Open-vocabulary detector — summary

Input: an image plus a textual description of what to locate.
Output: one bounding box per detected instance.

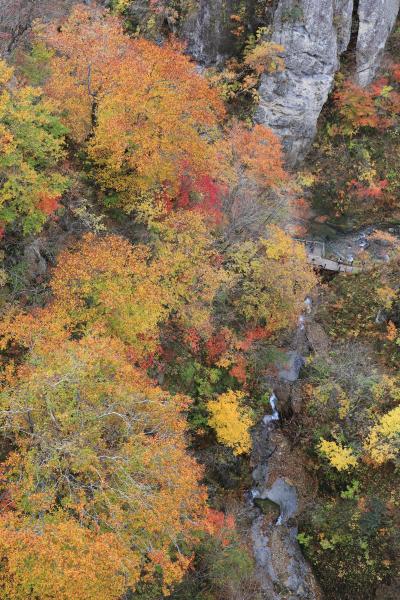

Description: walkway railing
[294,238,326,257]
[295,238,356,272]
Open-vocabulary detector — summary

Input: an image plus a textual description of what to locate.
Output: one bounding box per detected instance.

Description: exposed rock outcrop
[0,0,87,56]
[256,0,400,164]
[256,0,353,164]
[356,0,400,86]
[182,0,256,66]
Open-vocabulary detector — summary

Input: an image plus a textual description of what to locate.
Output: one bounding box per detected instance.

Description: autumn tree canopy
[0,59,68,234]
[0,227,220,596]
[227,226,317,335]
[0,3,322,599]
[40,5,226,219]
[35,4,287,224]
[0,335,205,597]
[0,222,225,359]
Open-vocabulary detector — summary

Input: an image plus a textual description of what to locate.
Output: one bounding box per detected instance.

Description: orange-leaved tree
[0,334,206,597]
[41,5,226,219]
[223,120,287,190]
[0,225,225,361]
[0,233,168,360]
[0,515,139,600]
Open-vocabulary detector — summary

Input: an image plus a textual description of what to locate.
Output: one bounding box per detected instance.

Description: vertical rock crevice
[183,0,259,66]
[255,0,353,165]
[356,0,400,86]
[255,0,399,165]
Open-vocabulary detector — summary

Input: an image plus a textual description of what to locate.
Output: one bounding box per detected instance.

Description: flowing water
[247,297,322,599]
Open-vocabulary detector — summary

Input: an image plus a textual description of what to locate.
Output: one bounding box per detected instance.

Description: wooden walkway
[296,238,358,273]
[307,254,358,273]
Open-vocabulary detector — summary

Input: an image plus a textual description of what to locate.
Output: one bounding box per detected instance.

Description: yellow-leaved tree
[207,390,253,455]
[318,439,358,471]
[228,226,317,335]
[364,405,400,465]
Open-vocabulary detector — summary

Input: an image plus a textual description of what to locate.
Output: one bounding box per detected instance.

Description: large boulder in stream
[278,351,304,383]
[305,321,330,356]
[252,513,322,600]
[261,477,298,524]
[24,240,47,279]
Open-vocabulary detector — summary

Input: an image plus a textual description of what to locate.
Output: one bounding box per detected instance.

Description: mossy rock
[254,497,280,517]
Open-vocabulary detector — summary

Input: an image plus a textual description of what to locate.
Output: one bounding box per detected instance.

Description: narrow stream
[263,392,280,425]
[247,297,322,599]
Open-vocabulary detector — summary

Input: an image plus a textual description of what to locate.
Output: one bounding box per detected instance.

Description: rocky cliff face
[256,0,350,164]
[356,0,400,86]
[256,0,400,164]
[0,0,85,56]
[2,0,399,164]
[182,0,256,66]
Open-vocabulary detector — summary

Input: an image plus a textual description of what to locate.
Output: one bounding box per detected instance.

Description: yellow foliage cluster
[318,439,358,471]
[243,41,285,75]
[364,405,400,465]
[376,286,397,310]
[229,226,317,334]
[207,390,253,455]
[371,375,400,404]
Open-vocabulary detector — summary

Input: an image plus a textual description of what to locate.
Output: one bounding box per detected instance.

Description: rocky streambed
[247,298,325,599]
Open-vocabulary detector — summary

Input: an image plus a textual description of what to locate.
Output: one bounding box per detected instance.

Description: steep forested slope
[0,2,399,600]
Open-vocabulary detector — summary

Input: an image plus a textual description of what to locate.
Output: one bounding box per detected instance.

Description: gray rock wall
[256,0,400,164]
[356,0,400,86]
[256,0,350,164]
[183,0,256,66]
